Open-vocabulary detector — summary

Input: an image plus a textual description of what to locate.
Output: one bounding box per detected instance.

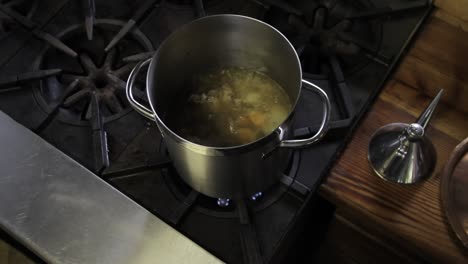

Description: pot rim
[146,14,302,155]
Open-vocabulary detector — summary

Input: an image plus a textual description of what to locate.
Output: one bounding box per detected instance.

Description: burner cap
[33,19,154,125]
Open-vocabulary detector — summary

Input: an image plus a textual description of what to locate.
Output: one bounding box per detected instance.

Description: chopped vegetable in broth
[166,67,292,147]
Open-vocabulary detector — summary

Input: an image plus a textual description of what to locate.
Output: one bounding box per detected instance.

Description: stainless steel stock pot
[126,15,331,198]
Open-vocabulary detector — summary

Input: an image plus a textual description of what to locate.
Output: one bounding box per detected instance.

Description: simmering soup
[166,67,292,147]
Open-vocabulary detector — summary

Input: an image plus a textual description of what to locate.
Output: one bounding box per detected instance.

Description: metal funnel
[368,90,443,184]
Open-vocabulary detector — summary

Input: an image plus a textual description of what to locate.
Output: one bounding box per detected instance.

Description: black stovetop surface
[0,0,431,263]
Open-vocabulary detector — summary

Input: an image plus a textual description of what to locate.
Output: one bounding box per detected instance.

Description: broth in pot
[166,67,293,147]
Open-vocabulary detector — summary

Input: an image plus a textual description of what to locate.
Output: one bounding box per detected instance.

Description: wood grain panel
[394,16,468,113]
[320,80,468,263]
[0,239,36,264]
[314,213,422,264]
[380,81,468,141]
[409,17,468,81]
[434,8,468,31]
[0,240,8,264]
[394,55,468,113]
[434,0,468,22]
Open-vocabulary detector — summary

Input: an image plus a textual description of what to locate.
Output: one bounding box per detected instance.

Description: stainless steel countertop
[0,111,222,264]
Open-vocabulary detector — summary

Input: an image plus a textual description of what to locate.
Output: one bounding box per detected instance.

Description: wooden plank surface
[320,79,468,262]
[0,239,35,264]
[434,8,468,31]
[394,15,468,113]
[314,212,422,264]
[434,0,468,22]
[321,8,468,261]
[380,80,467,141]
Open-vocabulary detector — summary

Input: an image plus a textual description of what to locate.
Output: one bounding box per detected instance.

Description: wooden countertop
[319,5,468,263]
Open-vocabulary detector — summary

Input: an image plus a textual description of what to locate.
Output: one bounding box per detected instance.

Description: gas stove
[0,0,431,263]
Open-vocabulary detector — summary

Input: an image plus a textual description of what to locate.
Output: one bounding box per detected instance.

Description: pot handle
[279,79,331,148]
[126,58,155,120]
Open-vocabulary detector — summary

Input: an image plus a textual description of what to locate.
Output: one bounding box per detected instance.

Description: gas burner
[33,19,153,125]
[250,192,263,201]
[264,0,383,76]
[160,137,302,219]
[162,165,297,218]
[217,198,231,207]
[58,51,130,119]
[0,0,38,38]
